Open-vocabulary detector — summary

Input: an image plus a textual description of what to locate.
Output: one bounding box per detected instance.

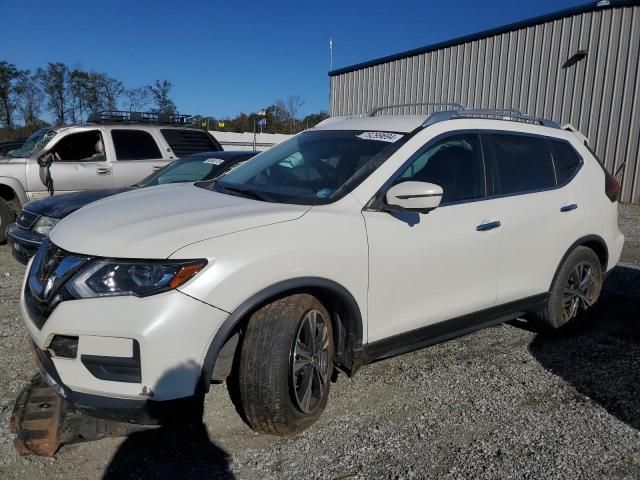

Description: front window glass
[50,130,105,162]
[10,129,56,158]
[395,133,485,204]
[205,130,406,205]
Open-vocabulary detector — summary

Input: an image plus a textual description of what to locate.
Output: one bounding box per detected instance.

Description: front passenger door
[363,133,502,343]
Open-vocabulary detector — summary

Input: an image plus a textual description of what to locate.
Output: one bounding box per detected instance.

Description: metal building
[329,0,640,203]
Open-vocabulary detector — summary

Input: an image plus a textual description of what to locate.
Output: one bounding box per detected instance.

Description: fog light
[48,335,79,359]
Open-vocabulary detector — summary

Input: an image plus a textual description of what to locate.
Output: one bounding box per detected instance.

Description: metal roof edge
[328,0,639,77]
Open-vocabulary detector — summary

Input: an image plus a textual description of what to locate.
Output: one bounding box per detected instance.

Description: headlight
[67,259,207,298]
[32,216,61,236]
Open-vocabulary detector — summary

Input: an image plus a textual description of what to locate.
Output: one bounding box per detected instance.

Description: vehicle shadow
[103,362,235,480]
[528,265,640,430]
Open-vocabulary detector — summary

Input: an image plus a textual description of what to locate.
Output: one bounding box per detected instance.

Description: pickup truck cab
[0,111,222,243]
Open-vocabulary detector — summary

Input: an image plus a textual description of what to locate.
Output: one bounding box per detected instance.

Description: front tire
[235,294,333,436]
[531,246,603,331]
[0,198,15,244]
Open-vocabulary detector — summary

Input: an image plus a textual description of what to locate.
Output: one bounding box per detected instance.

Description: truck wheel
[530,246,603,332]
[235,293,333,436]
[0,198,15,244]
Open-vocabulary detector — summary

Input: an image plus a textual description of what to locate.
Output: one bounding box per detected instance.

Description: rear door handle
[96,168,112,176]
[476,220,502,231]
[152,165,163,172]
[560,203,578,212]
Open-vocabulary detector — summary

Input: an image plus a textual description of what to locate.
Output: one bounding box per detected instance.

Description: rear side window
[552,140,582,185]
[161,129,220,157]
[111,130,162,160]
[489,134,556,195]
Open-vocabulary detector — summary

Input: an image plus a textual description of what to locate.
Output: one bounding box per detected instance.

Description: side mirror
[385,181,443,213]
[37,153,55,196]
[38,152,54,168]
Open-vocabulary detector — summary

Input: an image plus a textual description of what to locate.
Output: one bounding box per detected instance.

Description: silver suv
[0,111,222,243]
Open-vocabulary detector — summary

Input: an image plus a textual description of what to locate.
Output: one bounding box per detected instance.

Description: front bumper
[31,342,203,424]
[6,223,44,265]
[20,275,229,414]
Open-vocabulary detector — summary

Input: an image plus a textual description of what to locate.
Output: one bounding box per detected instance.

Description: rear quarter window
[161,129,220,157]
[551,140,583,185]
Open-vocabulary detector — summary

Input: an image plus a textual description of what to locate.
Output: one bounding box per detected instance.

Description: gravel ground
[0,204,639,479]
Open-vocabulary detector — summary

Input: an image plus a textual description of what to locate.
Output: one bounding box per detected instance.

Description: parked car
[0,136,27,156]
[6,150,257,264]
[0,111,222,243]
[20,107,624,435]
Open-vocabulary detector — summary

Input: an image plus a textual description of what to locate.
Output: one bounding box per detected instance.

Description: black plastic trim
[199,277,364,392]
[329,1,639,76]
[81,340,141,383]
[363,293,549,363]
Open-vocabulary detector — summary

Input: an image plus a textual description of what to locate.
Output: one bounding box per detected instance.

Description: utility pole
[329,38,333,113]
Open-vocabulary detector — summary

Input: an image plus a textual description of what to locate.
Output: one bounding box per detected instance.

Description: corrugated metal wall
[330,5,640,203]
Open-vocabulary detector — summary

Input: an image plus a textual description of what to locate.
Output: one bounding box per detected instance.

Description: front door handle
[560,203,578,212]
[96,167,112,176]
[476,220,502,232]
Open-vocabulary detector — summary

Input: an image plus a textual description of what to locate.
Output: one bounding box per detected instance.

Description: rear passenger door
[484,132,583,304]
[108,129,169,186]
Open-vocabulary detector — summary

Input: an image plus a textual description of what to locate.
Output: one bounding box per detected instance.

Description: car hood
[25,188,134,219]
[49,183,311,258]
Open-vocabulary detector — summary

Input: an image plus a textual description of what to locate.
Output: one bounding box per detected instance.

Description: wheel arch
[199,277,364,392]
[549,234,609,291]
[0,178,28,212]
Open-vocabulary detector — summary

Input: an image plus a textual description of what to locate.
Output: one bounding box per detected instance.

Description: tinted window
[490,134,555,195]
[111,130,162,160]
[552,141,582,185]
[395,133,485,204]
[161,129,219,157]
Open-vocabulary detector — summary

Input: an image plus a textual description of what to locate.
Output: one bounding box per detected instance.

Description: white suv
[20,107,624,434]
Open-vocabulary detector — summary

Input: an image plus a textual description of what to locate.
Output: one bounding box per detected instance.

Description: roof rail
[87,110,193,126]
[368,102,465,116]
[423,109,560,128]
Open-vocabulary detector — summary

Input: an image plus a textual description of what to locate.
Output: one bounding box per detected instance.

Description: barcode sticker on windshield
[204,158,225,165]
[357,132,404,143]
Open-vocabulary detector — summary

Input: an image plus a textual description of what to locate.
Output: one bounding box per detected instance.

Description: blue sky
[2,0,587,118]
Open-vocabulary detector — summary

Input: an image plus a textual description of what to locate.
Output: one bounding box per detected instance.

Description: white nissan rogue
[20,107,624,435]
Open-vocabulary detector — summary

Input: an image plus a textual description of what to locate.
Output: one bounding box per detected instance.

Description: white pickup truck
[0,111,222,243]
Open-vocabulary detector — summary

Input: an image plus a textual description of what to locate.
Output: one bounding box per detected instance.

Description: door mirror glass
[385,181,443,213]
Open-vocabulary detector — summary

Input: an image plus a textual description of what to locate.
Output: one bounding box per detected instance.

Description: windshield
[10,128,56,158]
[205,130,407,205]
[136,154,252,187]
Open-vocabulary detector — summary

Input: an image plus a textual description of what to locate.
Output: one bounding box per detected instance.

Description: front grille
[25,240,90,329]
[16,210,40,229]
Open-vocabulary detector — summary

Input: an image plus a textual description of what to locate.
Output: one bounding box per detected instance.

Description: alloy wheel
[562,261,598,321]
[291,309,330,413]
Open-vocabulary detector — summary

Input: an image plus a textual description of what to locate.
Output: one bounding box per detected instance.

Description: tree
[124,87,151,112]
[36,63,69,125]
[67,68,90,123]
[285,95,304,133]
[14,73,43,129]
[0,61,25,129]
[302,111,329,129]
[149,79,176,114]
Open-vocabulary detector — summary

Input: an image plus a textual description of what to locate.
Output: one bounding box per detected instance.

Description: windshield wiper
[218,184,271,202]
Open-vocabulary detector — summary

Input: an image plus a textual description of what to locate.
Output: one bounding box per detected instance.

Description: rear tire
[235,293,333,436]
[0,198,15,244]
[530,246,603,332]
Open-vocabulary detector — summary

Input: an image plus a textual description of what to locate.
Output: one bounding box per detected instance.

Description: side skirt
[363,293,548,364]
